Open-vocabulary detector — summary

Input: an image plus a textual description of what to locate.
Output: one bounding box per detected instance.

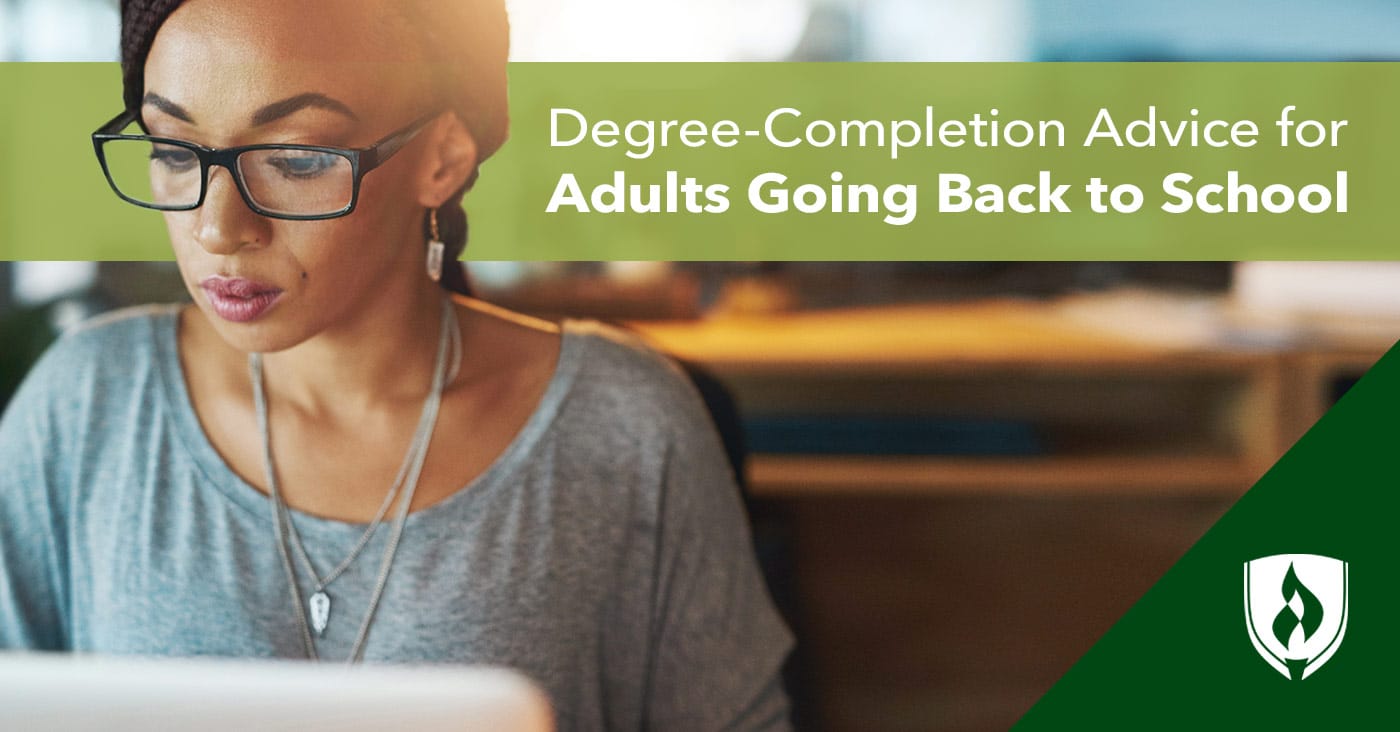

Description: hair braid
[427,196,473,297]
[119,0,185,114]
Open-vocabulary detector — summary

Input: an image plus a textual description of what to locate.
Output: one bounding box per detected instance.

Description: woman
[0,0,794,728]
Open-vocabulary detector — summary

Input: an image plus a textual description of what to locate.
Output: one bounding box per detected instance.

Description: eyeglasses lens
[236,149,354,216]
[102,138,203,209]
[101,133,356,217]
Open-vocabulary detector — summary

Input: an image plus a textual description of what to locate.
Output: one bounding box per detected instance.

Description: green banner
[1017,344,1399,728]
[1,62,1398,260]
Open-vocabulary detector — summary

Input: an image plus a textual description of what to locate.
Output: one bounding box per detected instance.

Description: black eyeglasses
[91,109,437,220]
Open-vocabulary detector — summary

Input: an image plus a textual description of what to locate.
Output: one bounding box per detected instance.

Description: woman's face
[143,0,446,353]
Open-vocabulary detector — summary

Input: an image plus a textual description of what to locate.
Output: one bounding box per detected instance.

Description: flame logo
[1244,554,1347,681]
[1271,563,1323,653]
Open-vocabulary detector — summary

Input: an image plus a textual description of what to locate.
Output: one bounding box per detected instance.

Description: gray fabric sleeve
[643,379,795,731]
[0,338,75,651]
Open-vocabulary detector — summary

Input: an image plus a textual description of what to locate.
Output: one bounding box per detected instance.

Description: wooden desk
[632,298,1394,731]
[630,299,1394,498]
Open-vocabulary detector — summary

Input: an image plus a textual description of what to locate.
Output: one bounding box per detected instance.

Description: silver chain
[280,302,462,599]
[250,297,459,663]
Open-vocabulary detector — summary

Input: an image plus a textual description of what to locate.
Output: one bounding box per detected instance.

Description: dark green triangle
[1016,341,1399,729]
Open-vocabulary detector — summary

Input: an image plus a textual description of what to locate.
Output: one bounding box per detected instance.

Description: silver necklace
[250,297,459,663]
[270,302,462,639]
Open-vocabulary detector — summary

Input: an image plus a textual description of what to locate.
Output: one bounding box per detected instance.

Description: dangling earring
[426,207,445,282]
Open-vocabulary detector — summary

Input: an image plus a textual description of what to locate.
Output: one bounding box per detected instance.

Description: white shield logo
[1243,553,1348,680]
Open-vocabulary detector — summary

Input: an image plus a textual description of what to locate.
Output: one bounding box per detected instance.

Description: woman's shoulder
[67,302,180,344]
[459,297,695,408]
[13,303,179,408]
[42,303,177,370]
[0,304,183,479]
[457,297,712,442]
[560,318,712,434]
[565,319,689,385]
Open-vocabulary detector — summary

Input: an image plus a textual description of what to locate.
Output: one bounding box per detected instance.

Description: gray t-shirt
[0,305,793,731]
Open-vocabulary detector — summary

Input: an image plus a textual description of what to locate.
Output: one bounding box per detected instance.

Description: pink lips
[199,276,284,323]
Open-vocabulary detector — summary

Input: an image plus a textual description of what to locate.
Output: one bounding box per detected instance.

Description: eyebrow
[142,92,194,123]
[141,91,360,127]
[249,93,360,126]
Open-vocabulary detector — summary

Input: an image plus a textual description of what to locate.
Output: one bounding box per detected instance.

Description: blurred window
[1,0,118,61]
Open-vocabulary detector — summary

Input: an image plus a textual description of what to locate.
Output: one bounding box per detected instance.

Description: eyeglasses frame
[91,108,439,221]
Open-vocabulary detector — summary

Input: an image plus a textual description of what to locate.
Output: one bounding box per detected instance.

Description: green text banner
[1,62,1397,260]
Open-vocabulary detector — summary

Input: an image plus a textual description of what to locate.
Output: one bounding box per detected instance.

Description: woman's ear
[416,112,479,208]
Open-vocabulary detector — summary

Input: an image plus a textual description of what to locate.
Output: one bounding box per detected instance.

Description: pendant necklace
[250,297,460,662]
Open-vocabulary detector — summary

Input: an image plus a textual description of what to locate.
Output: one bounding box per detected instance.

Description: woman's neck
[258,277,451,419]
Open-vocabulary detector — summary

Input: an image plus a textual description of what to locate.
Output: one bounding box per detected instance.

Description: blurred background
[4,1,1400,730]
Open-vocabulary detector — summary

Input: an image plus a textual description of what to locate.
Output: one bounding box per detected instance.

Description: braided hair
[118,0,511,297]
